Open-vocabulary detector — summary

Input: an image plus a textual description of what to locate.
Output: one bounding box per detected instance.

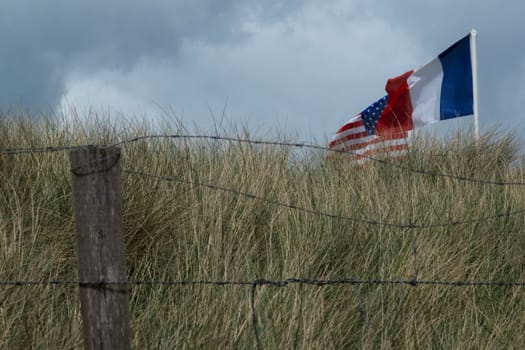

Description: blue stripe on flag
[438,34,474,120]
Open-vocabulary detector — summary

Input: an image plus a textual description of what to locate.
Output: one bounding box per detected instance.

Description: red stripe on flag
[335,119,364,133]
[376,70,414,136]
[354,143,408,162]
[329,130,369,148]
[367,132,408,144]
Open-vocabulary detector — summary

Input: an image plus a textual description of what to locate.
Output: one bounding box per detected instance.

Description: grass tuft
[1,115,524,348]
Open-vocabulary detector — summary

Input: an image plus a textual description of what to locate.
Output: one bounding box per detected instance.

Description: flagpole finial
[470,29,477,36]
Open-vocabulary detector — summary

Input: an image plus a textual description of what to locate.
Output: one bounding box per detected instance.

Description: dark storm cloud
[0,0,305,110]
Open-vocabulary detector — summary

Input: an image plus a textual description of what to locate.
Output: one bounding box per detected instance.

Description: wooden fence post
[70,146,132,350]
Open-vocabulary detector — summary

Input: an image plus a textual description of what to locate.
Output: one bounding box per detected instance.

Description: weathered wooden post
[70,146,132,350]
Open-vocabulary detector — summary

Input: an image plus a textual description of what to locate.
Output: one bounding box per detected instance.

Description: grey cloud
[3,0,523,140]
[0,0,307,110]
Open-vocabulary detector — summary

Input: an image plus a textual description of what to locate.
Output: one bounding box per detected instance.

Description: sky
[1,0,524,143]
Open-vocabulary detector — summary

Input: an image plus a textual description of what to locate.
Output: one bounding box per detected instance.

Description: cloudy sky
[1,0,524,142]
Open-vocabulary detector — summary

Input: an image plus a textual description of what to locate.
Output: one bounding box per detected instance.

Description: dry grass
[1,112,524,349]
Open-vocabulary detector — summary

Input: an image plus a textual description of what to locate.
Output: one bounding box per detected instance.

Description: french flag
[360,32,475,137]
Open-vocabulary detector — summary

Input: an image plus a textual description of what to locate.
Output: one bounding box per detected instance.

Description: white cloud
[59,69,153,119]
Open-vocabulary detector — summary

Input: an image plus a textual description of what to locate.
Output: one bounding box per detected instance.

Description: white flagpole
[470,29,480,140]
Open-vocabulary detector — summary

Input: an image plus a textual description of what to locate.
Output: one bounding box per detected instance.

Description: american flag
[328,109,409,164]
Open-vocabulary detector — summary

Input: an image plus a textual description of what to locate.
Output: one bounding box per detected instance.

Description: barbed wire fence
[1,135,525,349]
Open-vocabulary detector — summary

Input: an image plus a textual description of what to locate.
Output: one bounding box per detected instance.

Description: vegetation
[1,113,524,349]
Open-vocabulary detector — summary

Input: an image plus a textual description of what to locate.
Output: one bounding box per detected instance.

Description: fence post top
[69,146,121,176]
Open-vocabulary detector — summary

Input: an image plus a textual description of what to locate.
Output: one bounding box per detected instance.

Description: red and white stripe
[328,115,408,164]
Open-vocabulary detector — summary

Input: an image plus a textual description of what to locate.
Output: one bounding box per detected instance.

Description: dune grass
[1,113,524,349]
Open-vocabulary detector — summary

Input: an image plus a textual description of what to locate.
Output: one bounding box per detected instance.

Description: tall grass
[1,112,524,349]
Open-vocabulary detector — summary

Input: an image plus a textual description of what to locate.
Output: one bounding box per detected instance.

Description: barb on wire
[113,134,525,187]
[1,277,525,288]
[123,169,524,229]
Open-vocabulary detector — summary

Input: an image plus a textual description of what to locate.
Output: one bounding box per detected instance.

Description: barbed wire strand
[113,134,525,186]
[0,145,79,155]
[123,169,524,230]
[0,277,522,350]
[2,278,524,287]
[2,134,524,187]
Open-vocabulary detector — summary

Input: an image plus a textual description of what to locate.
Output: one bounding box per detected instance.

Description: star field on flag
[360,95,388,136]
